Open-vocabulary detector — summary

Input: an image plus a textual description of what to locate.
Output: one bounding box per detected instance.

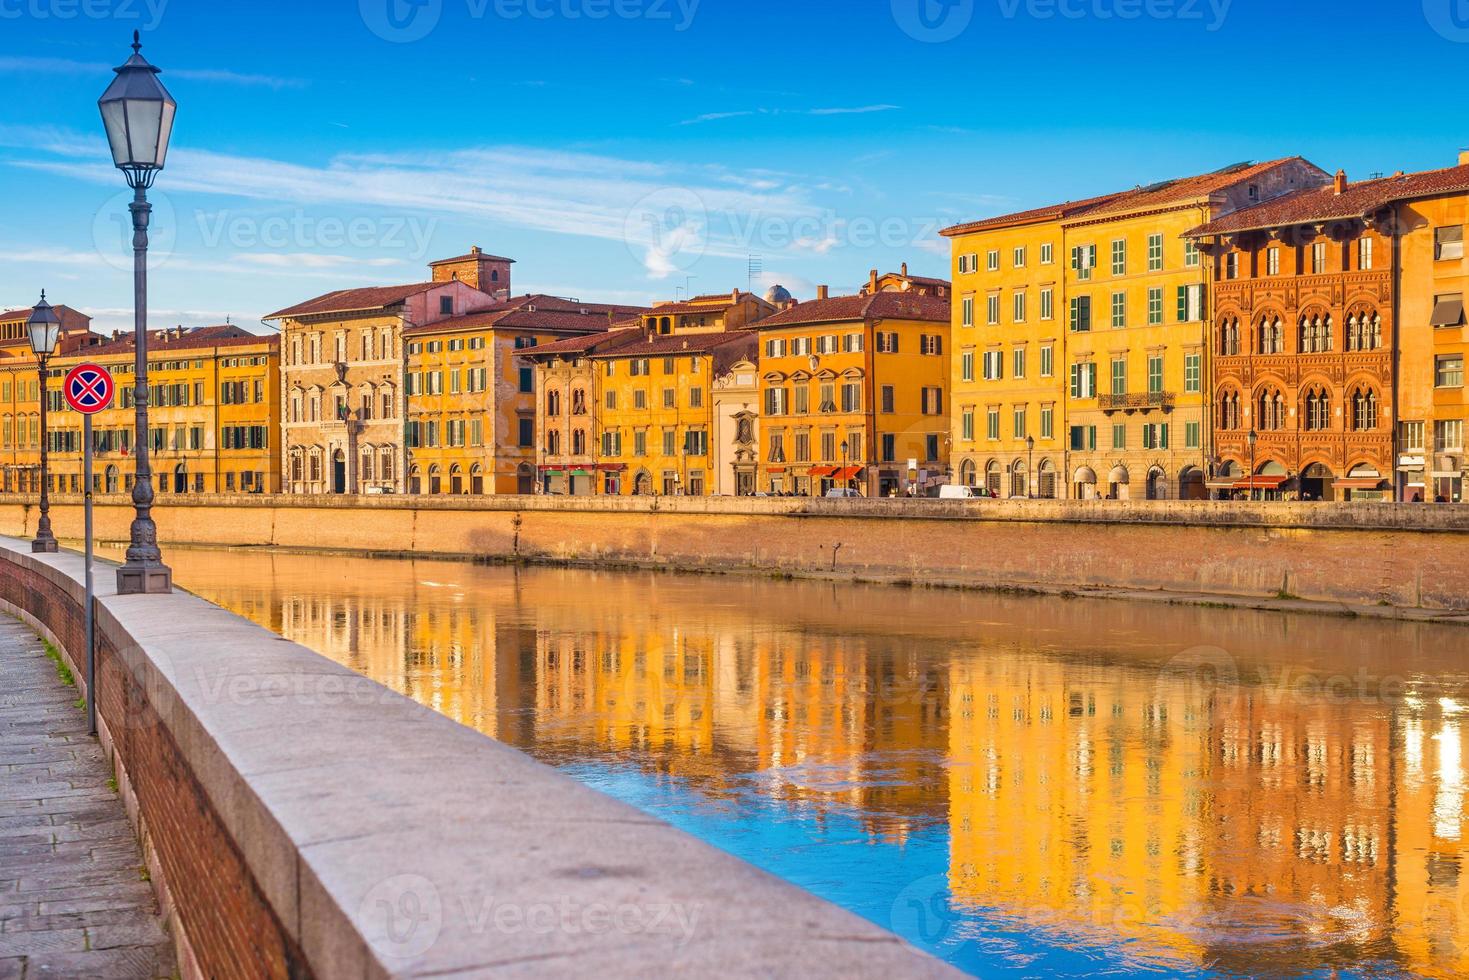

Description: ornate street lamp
[1247,428,1259,503]
[26,292,61,554]
[1026,434,1036,499]
[99,31,174,594]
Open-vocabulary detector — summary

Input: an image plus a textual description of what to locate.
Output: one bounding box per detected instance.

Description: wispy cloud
[679,105,902,125]
[0,56,306,90]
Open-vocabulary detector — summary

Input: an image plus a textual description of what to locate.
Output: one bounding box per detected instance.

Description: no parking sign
[64,363,114,414]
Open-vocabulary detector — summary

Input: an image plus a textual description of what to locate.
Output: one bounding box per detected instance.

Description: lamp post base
[31,538,59,554]
[116,563,172,595]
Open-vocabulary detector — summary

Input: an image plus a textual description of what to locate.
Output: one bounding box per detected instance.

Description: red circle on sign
[64,363,115,415]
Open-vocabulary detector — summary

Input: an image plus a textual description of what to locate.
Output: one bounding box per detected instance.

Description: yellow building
[0,302,95,493]
[589,291,770,496]
[43,325,282,495]
[403,298,644,495]
[942,195,1121,497]
[754,286,951,497]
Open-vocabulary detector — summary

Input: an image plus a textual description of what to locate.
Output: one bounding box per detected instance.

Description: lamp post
[26,292,61,554]
[1247,428,1259,503]
[99,31,175,594]
[840,440,849,493]
[1026,434,1036,499]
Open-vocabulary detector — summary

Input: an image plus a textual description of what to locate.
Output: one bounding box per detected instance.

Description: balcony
[1097,391,1175,413]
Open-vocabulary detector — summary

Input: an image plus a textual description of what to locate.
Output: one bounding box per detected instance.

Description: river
[145,546,1469,978]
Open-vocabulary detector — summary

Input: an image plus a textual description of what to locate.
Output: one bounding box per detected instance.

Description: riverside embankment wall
[3,494,1468,611]
[0,537,956,978]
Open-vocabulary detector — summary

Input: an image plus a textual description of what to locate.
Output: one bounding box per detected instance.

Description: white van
[938,485,979,500]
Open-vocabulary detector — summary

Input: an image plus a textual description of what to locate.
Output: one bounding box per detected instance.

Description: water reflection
[156,548,1469,978]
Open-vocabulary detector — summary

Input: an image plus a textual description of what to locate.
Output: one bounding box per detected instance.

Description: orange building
[0,302,95,494]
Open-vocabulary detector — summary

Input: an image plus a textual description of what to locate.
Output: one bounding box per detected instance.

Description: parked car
[824,488,862,499]
[938,485,979,500]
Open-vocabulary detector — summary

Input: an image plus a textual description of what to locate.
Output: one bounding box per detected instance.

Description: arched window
[1218,316,1240,356]
[380,448,395,482]
[360,445,374,481]
[1038,459,1057,499]
[571,388,587,415]
[1348,310,1383,351]
[959,459,977,487]
[571,429,587,456]
[547,429,561,455]
[1258,388,1286,430]
[1299,313,1333,353]
[1009,460,1028,499]
[985,460,1001,497]
[546,389,562,416]
[1303,386,1331,431]
[1352,386,1379,431]
[1219,390,1241,431]
[1258,315,1284,355]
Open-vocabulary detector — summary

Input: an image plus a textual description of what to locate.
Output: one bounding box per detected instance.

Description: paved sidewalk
[0,618,175,979]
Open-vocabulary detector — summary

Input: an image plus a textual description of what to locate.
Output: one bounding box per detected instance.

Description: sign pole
[84,413,96,736]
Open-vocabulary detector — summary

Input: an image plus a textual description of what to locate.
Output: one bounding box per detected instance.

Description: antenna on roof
[747,254,762,293]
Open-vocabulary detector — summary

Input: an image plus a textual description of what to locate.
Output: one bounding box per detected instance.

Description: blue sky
[2,0,1466,333]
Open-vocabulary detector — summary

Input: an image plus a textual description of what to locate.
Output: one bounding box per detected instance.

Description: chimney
[470,245,481,255]
[1459,148,1469,167]
[816,285,829,300]
[1333,169,1348,195]
[869,269,879,293]
[901,262,908,277]
[731,288,740,303]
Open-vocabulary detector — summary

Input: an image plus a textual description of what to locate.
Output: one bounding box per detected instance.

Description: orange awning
[1233,475,1290,490]
[808,466,836,478]
[834,466,864,480]
[1335,478,1387,490]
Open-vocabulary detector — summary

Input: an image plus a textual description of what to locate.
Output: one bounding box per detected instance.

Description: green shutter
[1177,286,1188,322]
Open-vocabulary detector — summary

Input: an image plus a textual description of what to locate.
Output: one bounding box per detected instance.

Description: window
[1226,253,1239,280]
[1040,287,1054,321]
[921,387,943,415]
[986,249,1000,272]
[1040,243,1054,265]
[1111,292,1126,328]
[1012,406,1027,439]
[518,367,534,394]
[1040,345,1054,378]
[1069,296,1092,332]
[1147,233,1163,272]
[1359,237,1374,270]
[1267,247,1280,275]
[1147,354,1164,394]
[1436,225,1464,261]
[794,385,809,415]
[1112,423,1127,450]
[1184,353,1201,394]
[1070,362,1097,399]
[689,387,704,408]
[1013,347,1026,379]
[1071,244,1096,280]
[983,350,1004,381]
[1176,284,1203,322]
[1351,386,1379,430]
[765,387,788,416]
[1147,287,1163,325]
[957,254,971,275]
[1184,238,1199,268]
[881,433,896,462]
[925,434,940,462]
[1185,421,1201,449]
[1069,425,1096,451]
[881,385,895,413]
[662,429,677,457]
[1013,246,1027,268]
[794,432,810,462]
[986,294,1000,325]
[1013,291,1027,323]
[877,332,900,353]
[765,338,788,358]
[1110,358,1127,396]
[840,382,862,413]
[1431,293,1465,328]
[921,334,943,356]
[633,389,648,410]
[986,407,1000,441]
[1304,387,1331,431]
[663,388,676,408]
[439,296,454,315]
[685,430,708,456]
[635,431,649,457]
[1111,239,1127,276]
[1437,354,1465,388]
[961,351,975,383]
[1312,242,1327,274]
[961,408,974,441]
[1142,423,1169,450]
[962,296,974,327]
[1436,419,1464,451]
[1258,316,1285,355]
[1399,421,1426,453]
[1040,404,1054,439]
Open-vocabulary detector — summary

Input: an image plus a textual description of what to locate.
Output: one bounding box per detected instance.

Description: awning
[1074,466,1097,483]
[1233,475,1290,490]
[596,463,626,471]
[1431,297,1465,327]
[538,465,568,474]
[1205,479,1240,490]
[808,466,836,478]
[570,469,591,477]
[767,466,787,474]
[1335,478,1388,490]
[833,465,864,480]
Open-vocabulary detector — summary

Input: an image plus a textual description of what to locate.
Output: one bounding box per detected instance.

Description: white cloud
[0,57,305,90]
[679,105,902,125]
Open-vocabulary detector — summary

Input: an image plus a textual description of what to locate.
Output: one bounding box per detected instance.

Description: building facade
[0,303,95,494]
[755,287,951,497]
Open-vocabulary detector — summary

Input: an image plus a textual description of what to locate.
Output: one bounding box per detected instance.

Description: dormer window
[440,296,453,315]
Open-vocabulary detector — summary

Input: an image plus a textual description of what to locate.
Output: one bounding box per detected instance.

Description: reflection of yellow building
[754,285,951,497]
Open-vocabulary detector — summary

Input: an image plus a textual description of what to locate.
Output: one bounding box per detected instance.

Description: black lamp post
[99,31,174,595]
[840,440,849,492]
[1026,434,1036,499]
[1247,428,1259,503]
[26,292,60,554]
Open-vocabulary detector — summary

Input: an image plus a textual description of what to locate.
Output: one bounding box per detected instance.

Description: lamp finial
[132,30,141,54]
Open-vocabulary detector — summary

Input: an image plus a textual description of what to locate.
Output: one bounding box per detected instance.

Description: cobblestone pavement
[0,618,175,978]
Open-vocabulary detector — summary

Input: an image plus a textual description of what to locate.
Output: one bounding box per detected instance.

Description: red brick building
[1189,171,1396,500]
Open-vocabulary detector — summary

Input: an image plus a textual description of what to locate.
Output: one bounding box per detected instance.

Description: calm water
[145,547,1469,978]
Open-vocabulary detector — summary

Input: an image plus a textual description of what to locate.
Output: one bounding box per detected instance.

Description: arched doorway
[1074,466,1098,500]
[1146,466,1166,500]
[516,463,534,495]
[428,464,442,495]
[984,460,1001,497]
[1009,460,1027,499]
[1300,462,1334,501]
[1108,465,1130,500]
[331,450,347,494]
[450,464,464,495]
[408,465,422,495]
[105,465,119,494]
[1037,459,1057,499]
[959,459,977,487]
[633,469,653,495]
[1179,466,1205,501]
[470,464,484,495]
[173,464,187,494]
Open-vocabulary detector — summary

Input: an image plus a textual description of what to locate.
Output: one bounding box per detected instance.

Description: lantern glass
[97,33,176,175]
[26,301,60,357]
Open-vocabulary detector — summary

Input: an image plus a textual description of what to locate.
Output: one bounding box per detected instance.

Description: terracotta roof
[940,190,1130,237]
[401,295,650,337]
[0,304,90,324]
[264,283,442,320]
[428,250,515,266]
[1075,158,1313,221]
[587,330,757,359]
[648,292,760,316]
[1187,164,1469,236]
[79,325,278,357]
[756,292,950,327]
[519,330,644,358]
